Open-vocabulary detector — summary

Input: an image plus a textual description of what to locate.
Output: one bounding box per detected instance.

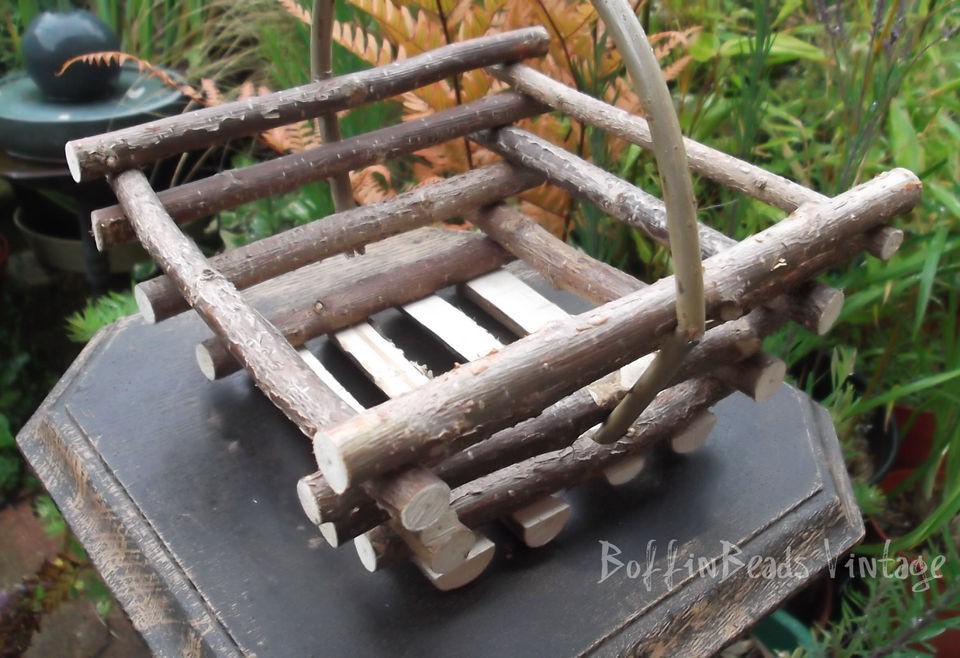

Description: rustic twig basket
[67,18,919,591]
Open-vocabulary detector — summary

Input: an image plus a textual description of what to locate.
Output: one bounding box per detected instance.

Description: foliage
[65,290,138,343]
[804,531,960,657]
[279,0,699,235]
[218,156,336,248]
[0,289,59,504]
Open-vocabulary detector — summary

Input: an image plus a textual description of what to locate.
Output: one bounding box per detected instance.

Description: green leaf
[912,617,960,642]
[928,181,960,220]
[848,368,960,416]
[718,32,825,64]
[772,0,804,28]
[888,98,921,173]
[689,31,719,63]
[914,225,948,337]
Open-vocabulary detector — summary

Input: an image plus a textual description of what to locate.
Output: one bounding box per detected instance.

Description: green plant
[806,530,960,657]
[65,290,138,343]
[216,156,337,248]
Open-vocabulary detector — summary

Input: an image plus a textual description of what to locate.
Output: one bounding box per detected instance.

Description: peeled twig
[588,0,705,443]
[196,229,513,380]
[592,334,691,443]
[299,304,785,545]
[591,0,704,341]
[311,0,356,213]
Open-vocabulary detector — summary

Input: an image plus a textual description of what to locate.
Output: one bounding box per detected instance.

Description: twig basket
[67,22,919,590]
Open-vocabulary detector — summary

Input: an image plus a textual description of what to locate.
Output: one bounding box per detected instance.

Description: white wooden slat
[298,349,364,412]
[462,271,665,485]
[402,295,502,362]
[461,270,569,336]
[333,322,429,398]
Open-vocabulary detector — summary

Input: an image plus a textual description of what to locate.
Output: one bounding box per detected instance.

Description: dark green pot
[22,10,121,102]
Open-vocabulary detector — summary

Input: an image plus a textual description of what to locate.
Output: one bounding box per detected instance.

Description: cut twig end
[503,496,571,547]
[65,142,82,183]
[297,477,322,525]
[90,209,108,252]
[319,523,342,548]
[867,226,904,261]
[603,454,648,486]
[354,534,379,572]
[816,289,845,335]
[195,344,217,381]
[414,536,496,591]
[314,434,350,493]
[669,411,717,454]
[133,284,158,324]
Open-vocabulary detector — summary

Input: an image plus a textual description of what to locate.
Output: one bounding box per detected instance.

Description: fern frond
[277,0,312,25]
[332,20,396,67]
[350,164,395,204]
[454,0,507,41]
[238,80,256,100]
[448,0,478,28]
[349,0,415,48]
[662,55,693,83]
[401,79,456,116]
[57,51,203,103]
[200,78,223,105]
[648,27,701,61]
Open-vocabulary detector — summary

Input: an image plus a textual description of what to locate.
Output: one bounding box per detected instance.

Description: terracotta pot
[892,406,936,469]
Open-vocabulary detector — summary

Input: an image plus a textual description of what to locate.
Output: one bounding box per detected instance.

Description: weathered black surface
[18,272,862,657]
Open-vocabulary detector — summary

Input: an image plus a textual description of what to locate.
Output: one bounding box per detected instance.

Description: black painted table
[17,276,863,657]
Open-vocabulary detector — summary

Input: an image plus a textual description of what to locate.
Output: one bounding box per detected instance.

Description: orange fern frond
[400,79,456,117]
[237,80,256,100]
[332,20,397,67]
[400,92,433,120]
[57,51,203,103]
[200,78,223,106]
[350,164,395,204]
[648,27,701,61]
[454,0,507,41]
[349,0,415,49]
[277,0,312,24]
[448,0,479,28]
[661,55,693,83]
